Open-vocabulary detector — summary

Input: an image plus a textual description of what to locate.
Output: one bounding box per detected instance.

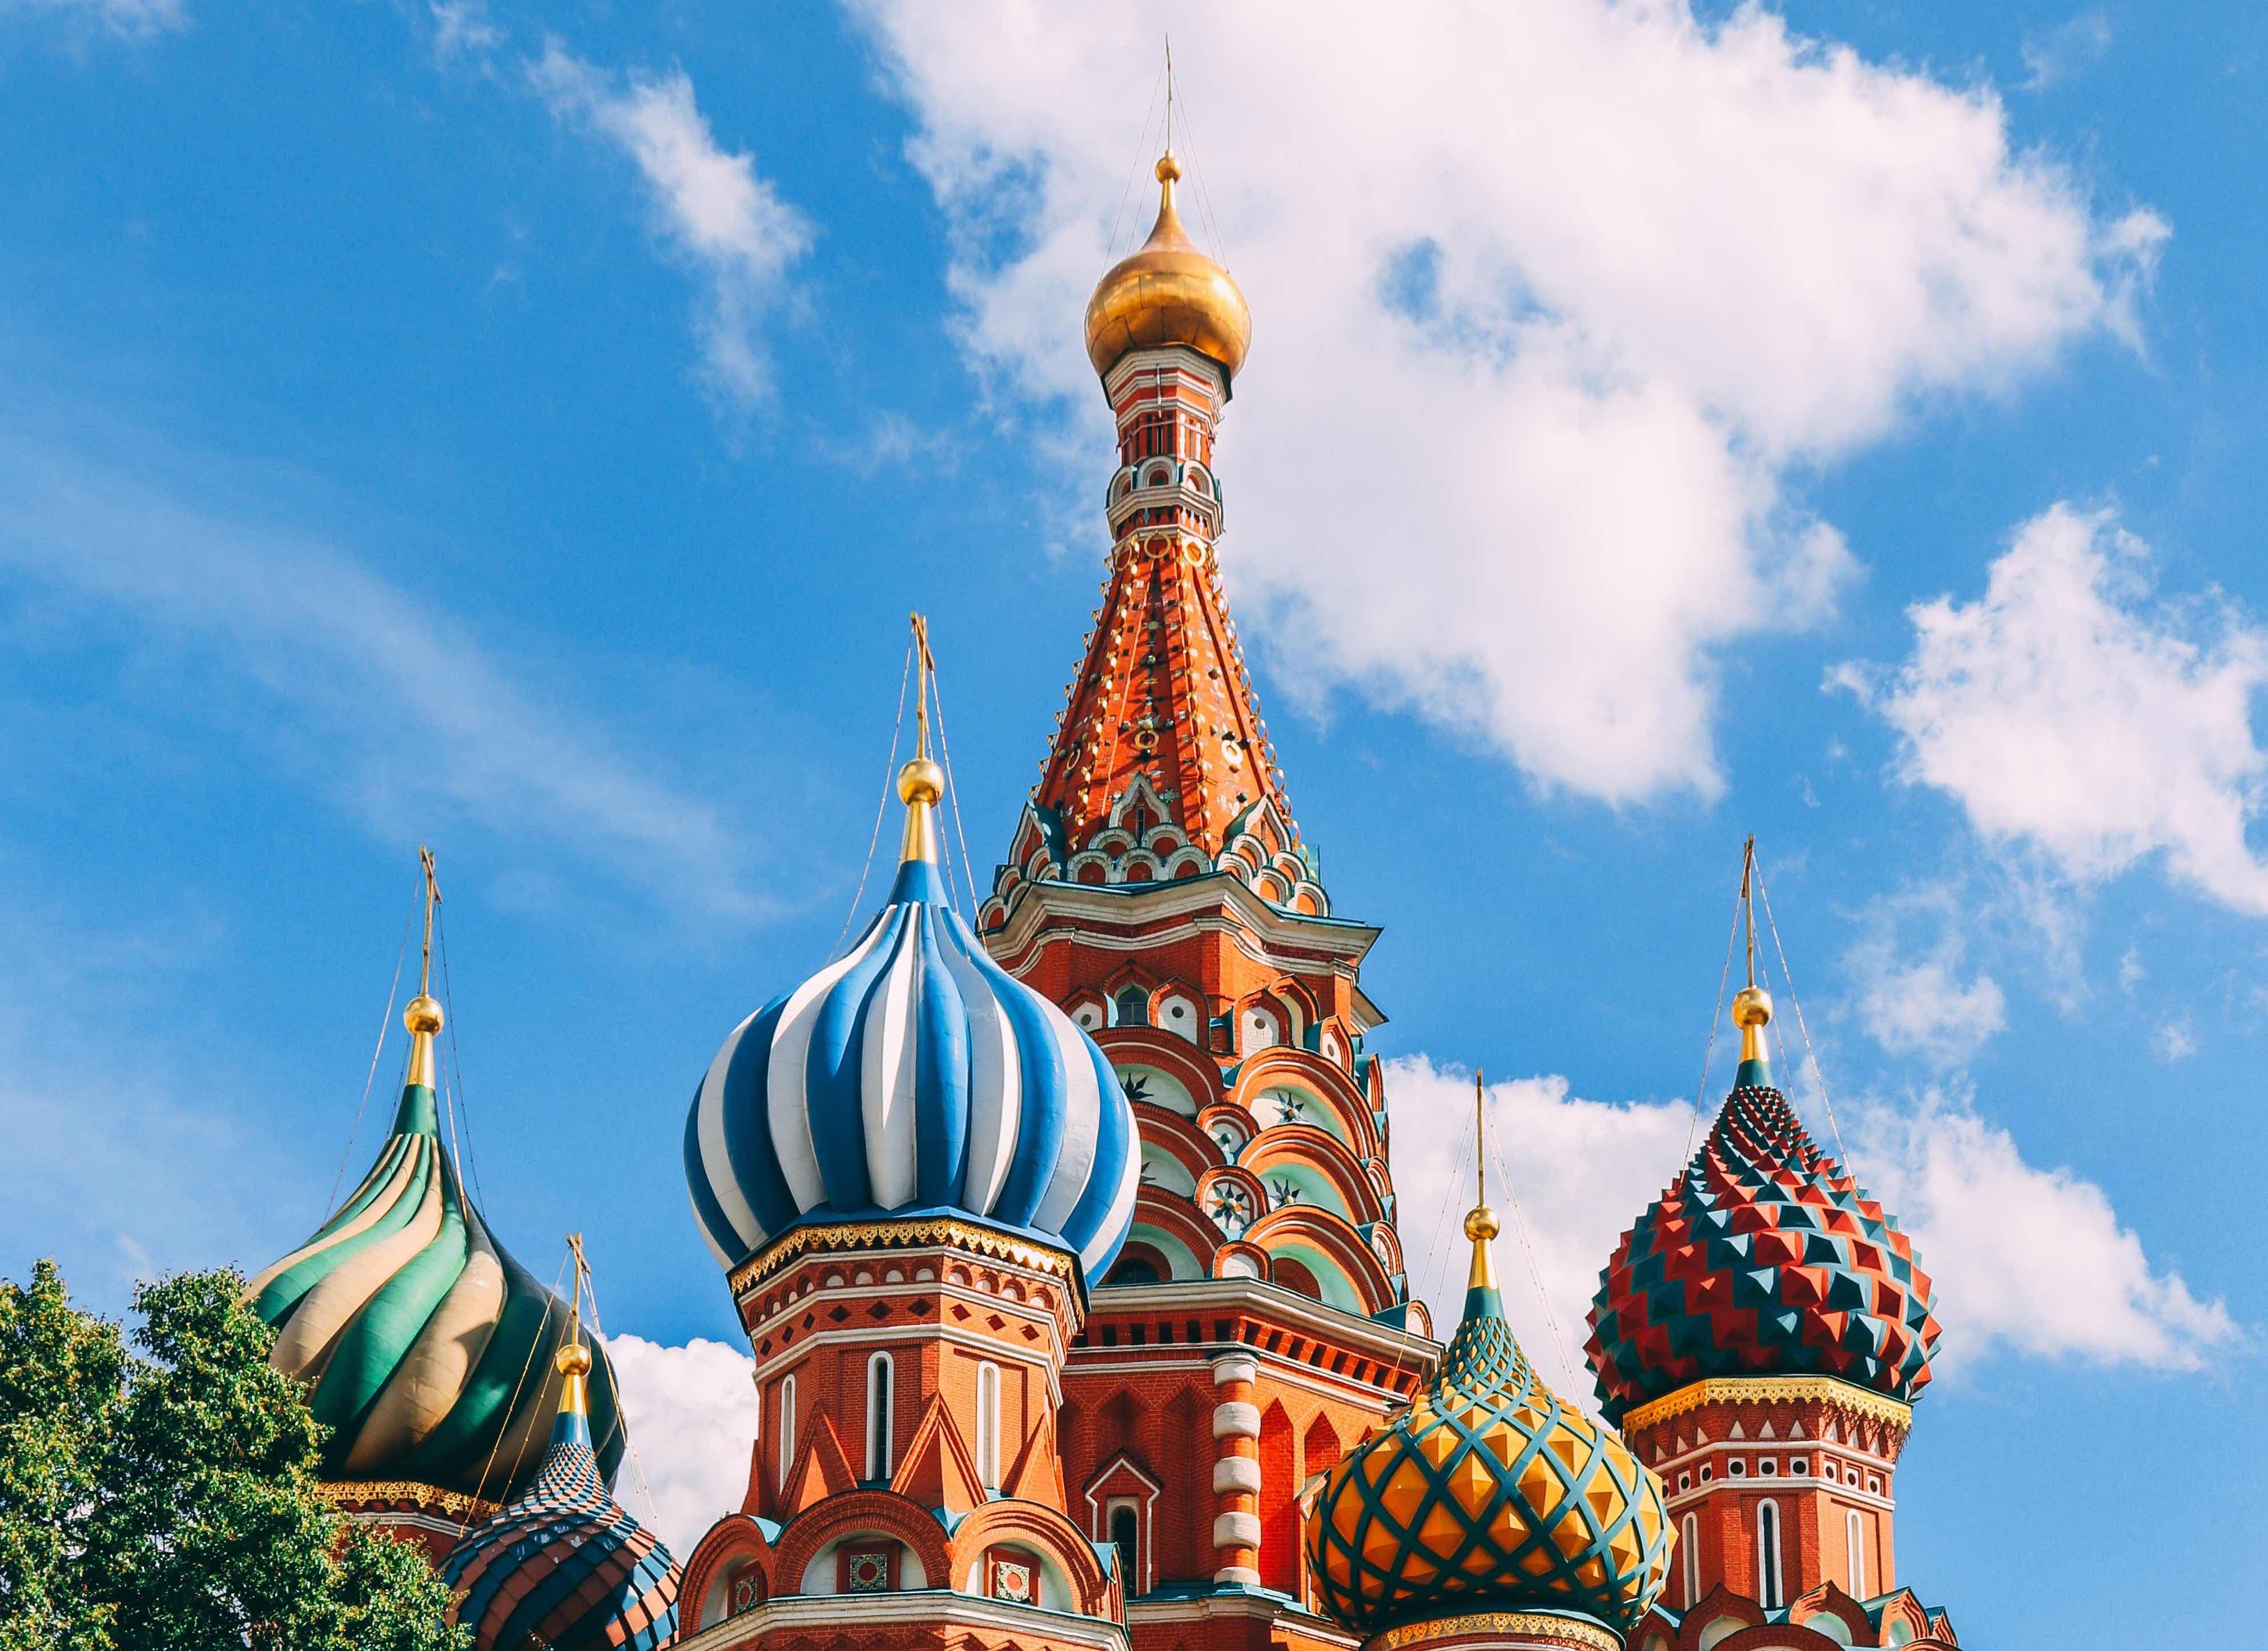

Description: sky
[0,0,2261,1640]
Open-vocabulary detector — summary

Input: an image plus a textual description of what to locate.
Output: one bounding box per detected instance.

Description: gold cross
[417,845,443,997]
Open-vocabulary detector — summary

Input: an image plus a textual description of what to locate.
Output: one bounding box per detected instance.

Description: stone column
[1209,1353,1261,1586]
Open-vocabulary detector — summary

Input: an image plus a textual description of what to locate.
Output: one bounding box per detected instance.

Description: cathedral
[247,150,1965,1651]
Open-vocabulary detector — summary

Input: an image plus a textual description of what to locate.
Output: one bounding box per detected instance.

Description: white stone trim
[1212,1456,1262,1494]
[1212,1401,1261,1440]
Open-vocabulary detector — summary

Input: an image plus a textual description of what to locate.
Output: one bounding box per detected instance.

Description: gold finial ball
[1156,152,1182,184]
[1463,1205,1501,1242]
[1732,984,1774,1030]
[898,756,945,807]
[404,993,444,1037]
[555,1339,593,1379]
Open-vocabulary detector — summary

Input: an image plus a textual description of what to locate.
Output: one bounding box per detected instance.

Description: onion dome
[1586,981,1941,1426]
[686,742,1140,1284]
[1311,1142,1671,1640]
[443,1328,680,1650]
[248,986,624,1500]
[1084,153,1251,381]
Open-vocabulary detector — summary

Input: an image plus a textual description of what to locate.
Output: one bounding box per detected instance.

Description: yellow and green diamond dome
[1310,1208,1671,1641]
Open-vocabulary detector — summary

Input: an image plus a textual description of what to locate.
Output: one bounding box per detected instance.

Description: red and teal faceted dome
[1585,1051,1940,1425]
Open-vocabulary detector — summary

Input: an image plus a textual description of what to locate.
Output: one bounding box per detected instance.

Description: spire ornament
[404,845,444,1091]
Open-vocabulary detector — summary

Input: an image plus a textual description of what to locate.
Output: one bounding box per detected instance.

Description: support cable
[324,889,416,1216]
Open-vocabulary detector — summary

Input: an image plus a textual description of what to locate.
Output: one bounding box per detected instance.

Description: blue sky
[2,1,2261,1639]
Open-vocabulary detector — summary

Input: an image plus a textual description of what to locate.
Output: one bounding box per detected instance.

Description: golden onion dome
[1309,1204,1671,1641]
[1084,154,1250,382]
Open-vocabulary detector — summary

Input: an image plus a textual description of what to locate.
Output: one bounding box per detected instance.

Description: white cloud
[1845,503,2268,915]
[428,1,500,67]
[1844,887,2008,1066]
[2022,9,2114,91]
[2154,1016,2198,1062]
[1854,1088,2234,1370]
[605,1332,761,1561]
[1854,952,2006,1065]
[852,2,2161,803]
[1385,1055,2234,1396]
[530,43,812,409]
[0,424,767,919]
[2118,943,2146,993]
[0,0,184,38]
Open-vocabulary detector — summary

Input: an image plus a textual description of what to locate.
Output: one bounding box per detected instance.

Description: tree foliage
[0,1260,467,1651]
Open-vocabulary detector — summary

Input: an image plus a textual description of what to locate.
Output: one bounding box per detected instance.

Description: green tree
[0,1260,467,1651]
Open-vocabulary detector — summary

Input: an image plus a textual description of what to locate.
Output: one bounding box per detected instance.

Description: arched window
[866,1352,894,1481]
[1847,1509,1867,1598]
[1680,1512,1700,1607]
[1756,1500,1784,1609]
[776,1373,796,1489]
[1108,1500,1140,1592]
[1113,986,1149,1027]
[975,1362,1001,1489]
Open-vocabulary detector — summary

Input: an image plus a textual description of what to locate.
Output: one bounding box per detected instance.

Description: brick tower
[977,151,1438,1651]
[1586,849,1963,1649]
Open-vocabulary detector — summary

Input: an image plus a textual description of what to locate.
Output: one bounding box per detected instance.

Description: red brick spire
[1033,351,1307,863]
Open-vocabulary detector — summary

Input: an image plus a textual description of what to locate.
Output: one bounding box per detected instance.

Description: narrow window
[1847,1509,1867,1597]
[1680,1513,1700,1607]
[1109,1502,1140,1591]
[866,1352,894,1481]
[976,1362,1001,1489]
[1756,1500,1784,1609]
[776,1373,796,1489]
[1114,986,1149,1027]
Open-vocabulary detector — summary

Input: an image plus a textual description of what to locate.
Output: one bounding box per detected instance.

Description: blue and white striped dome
[685,760,1139,1284]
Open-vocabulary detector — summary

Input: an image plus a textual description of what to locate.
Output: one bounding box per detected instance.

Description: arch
[975,1362,1002,1489]
[1270,1255,1322,1300]
[1238,1001,1282,1053]
[948,1499,1117,1617]
[1112,985,1152,1027]
[1756,1499,1784,1609]
[1122,1188,1220,1276]
[865,1353,895,1482]
[1155,987,1203,1042]
[1230,1048,1382,1158]
[1238,1126,1384,1224]
[1195,1166,1268,1241]
[1115,1063,1198,1118]
[777,1372,798,1489]
[1103,1243,1168,1286]
[769,1489,951,1599]
[1137,1144,1197,1197]
[1680,1512,1700,1608]
[1244,1204,1397,1315]
[679,1514,778,1633]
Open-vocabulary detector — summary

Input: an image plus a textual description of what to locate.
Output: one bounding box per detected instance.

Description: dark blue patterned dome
[441,1341,679,1651]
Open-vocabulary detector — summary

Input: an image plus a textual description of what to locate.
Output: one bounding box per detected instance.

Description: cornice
[672,1586,1131,1651]
[318,1479,498,1524]
[988,872,1381,979]
[1622,1375,1914,1434]
[727,1216,1079,1301]
[1372,1609,1620,1651]
[1084,1276,1438,1372]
